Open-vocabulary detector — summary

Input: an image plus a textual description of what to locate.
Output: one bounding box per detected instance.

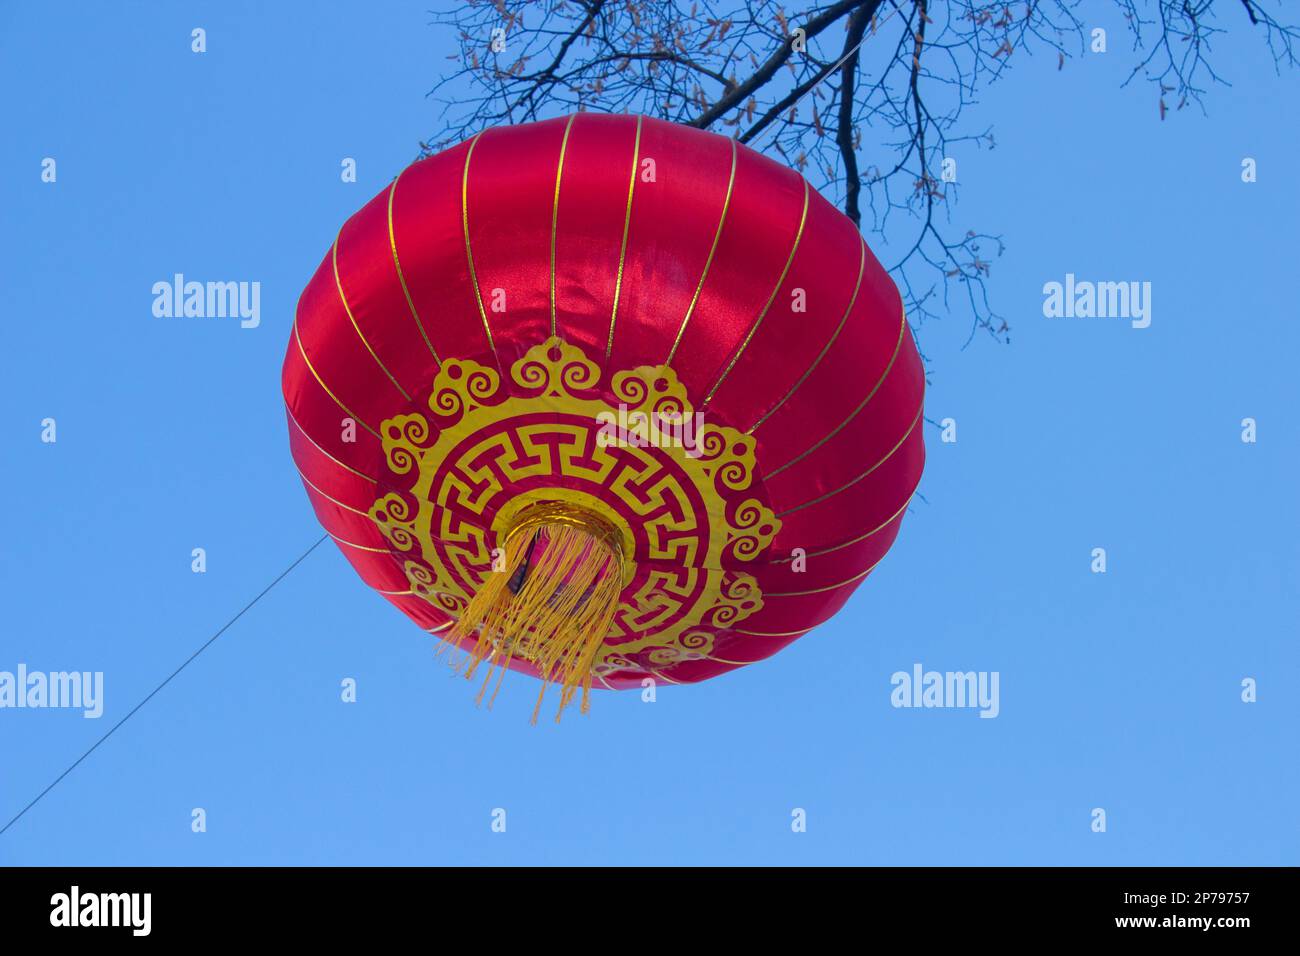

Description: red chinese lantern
[282,114,924,721]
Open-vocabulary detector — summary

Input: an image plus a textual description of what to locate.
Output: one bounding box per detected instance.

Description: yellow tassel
[445,506,623,723]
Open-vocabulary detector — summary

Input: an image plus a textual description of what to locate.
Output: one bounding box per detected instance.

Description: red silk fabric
[283,113,924,689]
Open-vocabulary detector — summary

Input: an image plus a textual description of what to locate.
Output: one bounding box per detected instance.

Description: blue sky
[1,2,1295,865]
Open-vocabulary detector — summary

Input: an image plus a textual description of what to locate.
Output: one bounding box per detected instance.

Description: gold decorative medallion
[368,337,781,682]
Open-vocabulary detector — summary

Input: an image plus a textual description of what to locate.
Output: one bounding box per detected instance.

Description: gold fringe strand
[444,512,623,723]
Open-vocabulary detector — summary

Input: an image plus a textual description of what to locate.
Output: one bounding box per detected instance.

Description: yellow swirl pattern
[367,337,781,677]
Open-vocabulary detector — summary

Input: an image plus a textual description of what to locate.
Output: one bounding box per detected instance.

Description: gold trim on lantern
[333,235,412,402]
[702,177,810,408]
[776,402,924,517]
[388,167,441,363]
[285,403,378,483]
[292,322,381,439]
[606,114,644,359]
[461,130,499,367]
[747,238,869,435]
[767,303,908,479]
[503,500,626,561]
[550,114,578,339]
[666,136,738,366]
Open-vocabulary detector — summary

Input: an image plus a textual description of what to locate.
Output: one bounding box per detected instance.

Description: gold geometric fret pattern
[367,337,781,677]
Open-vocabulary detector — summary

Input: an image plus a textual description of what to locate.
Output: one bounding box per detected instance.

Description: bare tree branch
[690,0,882,127]
[837,5,872,225]
[424,0,1300,357]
